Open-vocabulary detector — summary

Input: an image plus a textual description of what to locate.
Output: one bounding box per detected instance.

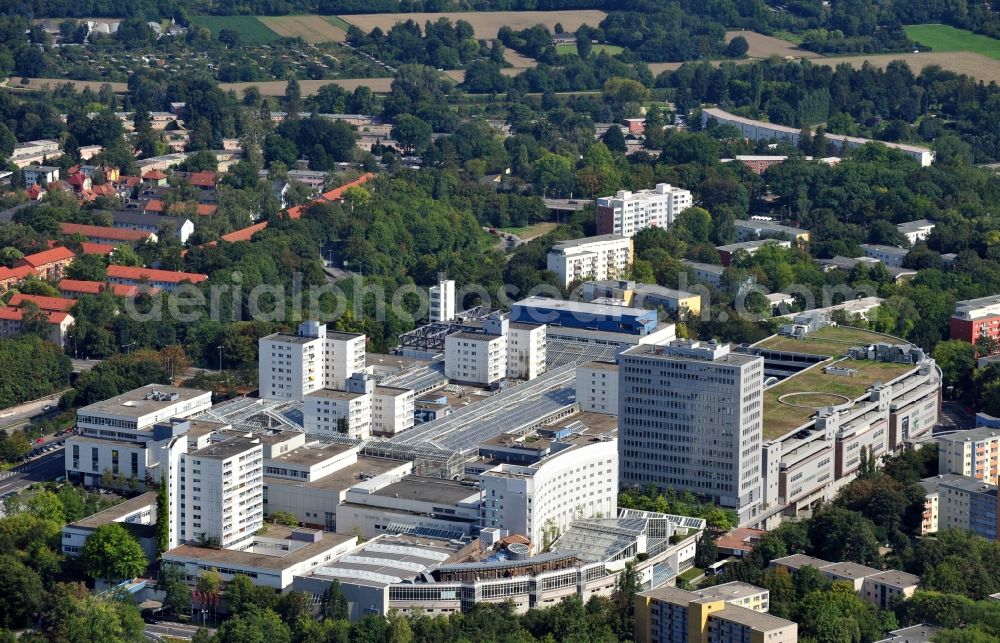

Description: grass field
[905,24,1000,60]
[325,15,353,31]
[339,10,607,39]
[500,222,558,239]
[259,15,347,43]
[554,43,623,56]
[763,359,914,439]
[756,325,899,357]
[190,16,280,43]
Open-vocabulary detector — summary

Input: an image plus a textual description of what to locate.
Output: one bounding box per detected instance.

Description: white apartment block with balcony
[507,322,547,381]
[304,387,373,439]
[596,184,692,238]
[480,435,618,548]
[258,321,366,401]
[181,436,264,549]
[372,385,416,436]
[938,427,1000,485]
[546,235,634,288]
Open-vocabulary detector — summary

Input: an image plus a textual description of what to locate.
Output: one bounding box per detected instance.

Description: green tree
[215,607,291,643]
[610,562,640,641]
[81,523,148,583]
[934,340,976,397]
[391,114,433,155]
[320,579,350,621]
[65,254,107,281]
[159,564,192,615]
[0,555,43,629]
[27,489,65,523]
[155,480,169,556]
[694,535,719,568]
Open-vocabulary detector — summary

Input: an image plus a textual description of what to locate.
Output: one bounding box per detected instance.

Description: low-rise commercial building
[62,492,158,561]
[734,219,810,244]
[861,244,909,268]
[163,527,356,590]
[897,220,935,244]
[336,474,482,539]
[716,239,792,267]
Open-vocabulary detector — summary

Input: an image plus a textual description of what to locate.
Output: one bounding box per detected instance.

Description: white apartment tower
[596,183,693,238]
[258,321,366,401]
[372,386,416,436]
[444,314,509,386]
[303,374,375,439]
[507,322,546,381]
[546,235,634,288]
[618,340,765,525]
[181,436,263,548]
[429,276,456,323]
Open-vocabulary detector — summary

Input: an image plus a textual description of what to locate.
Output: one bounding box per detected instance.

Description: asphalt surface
[0,447,65,497]
[145,621,215,640]
[0,393,63,431]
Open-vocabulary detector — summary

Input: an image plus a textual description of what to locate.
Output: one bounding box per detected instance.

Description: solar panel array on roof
[383,523,468,542]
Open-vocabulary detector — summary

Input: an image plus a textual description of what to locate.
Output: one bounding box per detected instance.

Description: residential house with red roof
[286,172,375,220]
[0,307,73,347]
[80,242,116,256]
[60,222,157,246]
[188,171,217,191]
[8,293,77,313]
[106,265,208,292]
[58,279,148,298]
[14,246,75,280]
[220,222,268,243]
[143,169,168,186]
[0,265,36,292]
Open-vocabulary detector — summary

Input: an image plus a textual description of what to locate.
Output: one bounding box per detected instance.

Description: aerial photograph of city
[2,0,1000,641]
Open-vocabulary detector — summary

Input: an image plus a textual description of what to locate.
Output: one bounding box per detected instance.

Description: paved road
[0,448,65,497]
[145,621,214,640]
[0,393,63,432]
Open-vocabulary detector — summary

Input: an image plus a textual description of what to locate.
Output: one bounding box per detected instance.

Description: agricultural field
[503,48,539,69]
[725,30,818,59]
[219,77,394,96]
[190,15,280,44]
[554,43,623,56]
[813,51,1000,84]
[339,10,607,39]
[259,15,347,43]
[904,24,1000,60]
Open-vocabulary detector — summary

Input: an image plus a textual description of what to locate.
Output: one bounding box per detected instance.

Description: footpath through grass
[905,24,1000,61]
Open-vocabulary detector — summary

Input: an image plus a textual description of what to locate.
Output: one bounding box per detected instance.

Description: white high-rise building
[372,386,416,436]
[303,374,375,439]
[596,183,693,238]
[258,321,366,401]
[181,436,264,548]
[429,277,456,323]
[546,235,634,288]
[444,314,509,386]
[619,340,765,525]
[507,322,546,380]
[576,361,619,415]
